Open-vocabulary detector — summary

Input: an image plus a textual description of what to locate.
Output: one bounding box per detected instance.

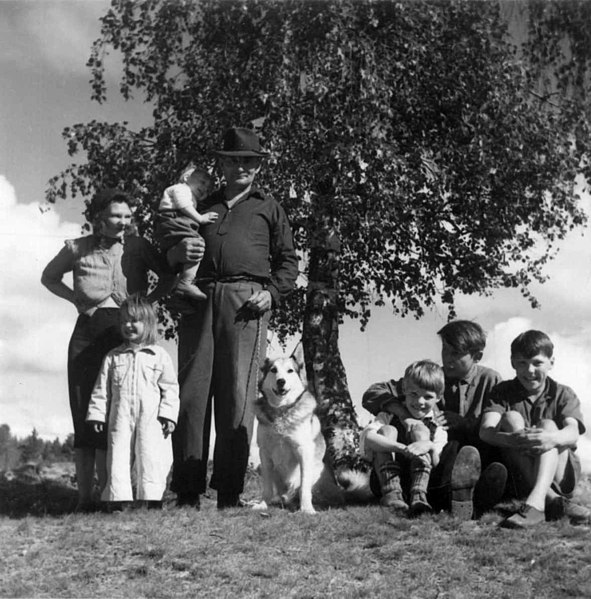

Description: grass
[1,469,591,598]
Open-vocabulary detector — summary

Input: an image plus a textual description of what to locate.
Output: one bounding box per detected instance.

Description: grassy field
[1,468,590,598]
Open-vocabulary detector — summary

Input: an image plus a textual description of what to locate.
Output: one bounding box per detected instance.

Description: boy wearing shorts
[480,329,589,528]
[360,360,448,516]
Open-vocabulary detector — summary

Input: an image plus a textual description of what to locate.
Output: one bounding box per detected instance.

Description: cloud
[1,1,109,77]
[0,175,81,439]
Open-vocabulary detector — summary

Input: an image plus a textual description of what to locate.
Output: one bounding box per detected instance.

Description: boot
[409,458,432,517]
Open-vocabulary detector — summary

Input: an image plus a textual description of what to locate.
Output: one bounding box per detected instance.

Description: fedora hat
[215,127,270,157]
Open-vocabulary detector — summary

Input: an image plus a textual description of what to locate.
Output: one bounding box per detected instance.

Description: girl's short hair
[510,330,554,359]
[120,294,158,345]
[403,360,445,396]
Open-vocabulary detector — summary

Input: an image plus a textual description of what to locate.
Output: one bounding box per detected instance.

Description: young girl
[87,294,179,510]
[155,164,218,303]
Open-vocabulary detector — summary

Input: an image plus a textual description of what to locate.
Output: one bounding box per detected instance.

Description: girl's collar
[121,342,158,354]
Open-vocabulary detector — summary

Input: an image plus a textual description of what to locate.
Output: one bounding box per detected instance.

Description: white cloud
[0,175,81,439]
[1,1,110,76]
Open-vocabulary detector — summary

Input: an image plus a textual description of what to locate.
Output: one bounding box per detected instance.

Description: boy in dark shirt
[480,330,589,528]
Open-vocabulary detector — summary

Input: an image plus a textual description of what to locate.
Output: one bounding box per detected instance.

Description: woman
[41,188,174,511]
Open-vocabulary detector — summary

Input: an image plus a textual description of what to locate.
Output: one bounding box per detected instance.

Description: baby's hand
[159,418,176,438]
[201,211,218,224]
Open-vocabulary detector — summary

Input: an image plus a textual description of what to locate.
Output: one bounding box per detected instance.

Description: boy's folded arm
[362,427,408,455]
[551,417,580,449]
[362,379,402,415]
[479,411,520,448]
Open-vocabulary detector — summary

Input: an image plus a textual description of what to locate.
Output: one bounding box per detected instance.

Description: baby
[155,164,218,302]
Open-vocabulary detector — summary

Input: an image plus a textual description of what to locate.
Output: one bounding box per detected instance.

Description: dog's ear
[258,357,272,389]
[290,342,307,383]
[260,357,273,375]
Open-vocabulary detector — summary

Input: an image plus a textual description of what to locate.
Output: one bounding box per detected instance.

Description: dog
[255,352,370,514]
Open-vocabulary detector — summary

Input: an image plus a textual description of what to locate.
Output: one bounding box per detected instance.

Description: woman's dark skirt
[67,308,122,450]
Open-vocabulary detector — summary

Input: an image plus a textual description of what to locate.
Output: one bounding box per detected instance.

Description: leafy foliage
[46,0,590,341]
[0,424,74,471]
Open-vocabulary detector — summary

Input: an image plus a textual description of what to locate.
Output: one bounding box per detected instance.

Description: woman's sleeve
[141,238,173,277]
[41,240,76,286]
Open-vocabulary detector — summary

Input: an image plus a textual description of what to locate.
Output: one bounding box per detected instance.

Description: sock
[378,455,403,495]
[410,457,432,498]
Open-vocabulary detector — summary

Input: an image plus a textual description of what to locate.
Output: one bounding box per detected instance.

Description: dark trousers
[68,308,121,450]
[171,280,269,497]
[428,433,502,510]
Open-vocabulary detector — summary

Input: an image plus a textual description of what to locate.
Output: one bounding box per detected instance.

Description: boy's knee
[408,422,430,442]
[499,411,525,432]
[377,424,398,443]
[537,419,558,432]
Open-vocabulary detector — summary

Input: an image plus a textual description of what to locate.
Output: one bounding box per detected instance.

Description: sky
[1,1,591,471]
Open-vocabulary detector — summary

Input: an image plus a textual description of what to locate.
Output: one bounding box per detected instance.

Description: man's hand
[245,289,272,314]
[383,399,411,421]
[167,237,205,267]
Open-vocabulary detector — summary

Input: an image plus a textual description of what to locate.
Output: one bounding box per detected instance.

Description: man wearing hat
[168,127,298,509]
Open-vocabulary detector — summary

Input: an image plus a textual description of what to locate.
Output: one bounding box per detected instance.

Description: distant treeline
[0,424,74,472]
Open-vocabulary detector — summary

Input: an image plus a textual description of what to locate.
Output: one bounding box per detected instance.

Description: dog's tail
[335,468,374,504]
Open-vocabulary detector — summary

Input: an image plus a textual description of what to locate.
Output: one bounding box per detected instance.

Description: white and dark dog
[255,352,369,514]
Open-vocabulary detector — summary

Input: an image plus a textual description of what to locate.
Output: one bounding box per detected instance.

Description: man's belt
[195,275,270,285]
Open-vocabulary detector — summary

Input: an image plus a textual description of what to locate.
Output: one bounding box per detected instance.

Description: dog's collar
[256,390,307,423]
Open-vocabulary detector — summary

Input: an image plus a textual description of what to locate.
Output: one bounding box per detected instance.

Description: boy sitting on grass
[480,329,590,528]
[363,320,506,519]
[360,360,448,517]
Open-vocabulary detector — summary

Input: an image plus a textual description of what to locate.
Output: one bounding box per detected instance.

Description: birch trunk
[301,220,369,476]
